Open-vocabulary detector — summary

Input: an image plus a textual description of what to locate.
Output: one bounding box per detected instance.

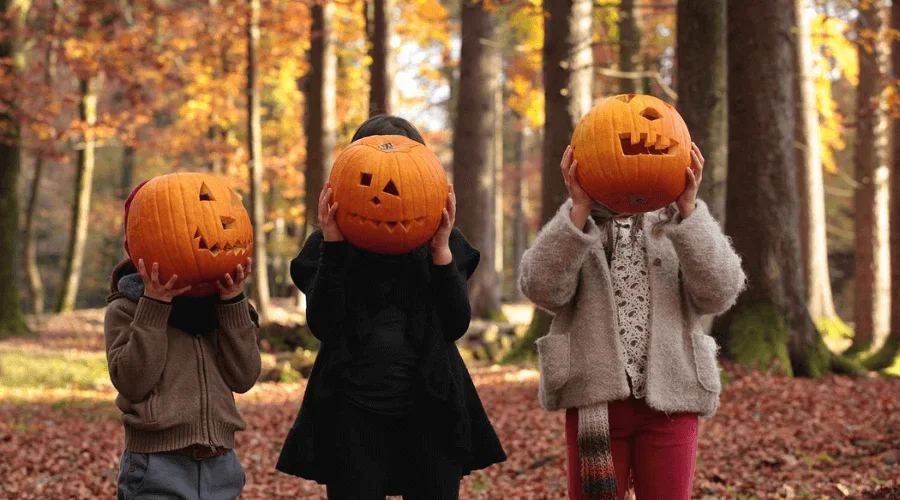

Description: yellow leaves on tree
[812,14,857,174]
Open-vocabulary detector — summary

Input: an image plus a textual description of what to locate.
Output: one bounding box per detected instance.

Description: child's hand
[319,183,343,242]
[431,184,455,265]
[562,145,591,209]
[677,143,704,218]
[138,259,192,302]
[217,258,251,301]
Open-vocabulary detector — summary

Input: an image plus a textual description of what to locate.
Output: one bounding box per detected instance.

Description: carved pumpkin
[125,173,253,296]
[329,135,449,254]
[571,93,692,213]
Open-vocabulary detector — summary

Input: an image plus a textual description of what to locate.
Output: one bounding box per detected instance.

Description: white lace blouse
[609,217,651,399]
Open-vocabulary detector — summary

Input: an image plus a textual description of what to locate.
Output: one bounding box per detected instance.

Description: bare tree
[618,0,642,94]
[452,0,502,318]
[57,76,99,313]
[848,0,891,355]
[365,0,393,114]
[247,0,270,321]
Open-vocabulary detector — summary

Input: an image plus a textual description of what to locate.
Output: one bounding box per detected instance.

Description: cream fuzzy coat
[519,199,746,417]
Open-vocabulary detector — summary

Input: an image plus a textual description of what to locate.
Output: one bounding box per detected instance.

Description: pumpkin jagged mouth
[194,228,250,257]
[347,213,427,233]
[619,133,677,156]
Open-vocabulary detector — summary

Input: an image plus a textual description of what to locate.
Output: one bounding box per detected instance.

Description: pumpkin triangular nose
[371,196,381,206]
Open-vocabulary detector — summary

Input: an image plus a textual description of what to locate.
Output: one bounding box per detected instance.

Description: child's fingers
[216,280,227,293]
[151,262,160,285]
[244,258,253,277]
[164,274,179,290]
[328,202,339,220]
[236,265,245,282]
[685,166,697,188]
[138,259,148,280]
[224,273,235,287]
[174,285,192,295]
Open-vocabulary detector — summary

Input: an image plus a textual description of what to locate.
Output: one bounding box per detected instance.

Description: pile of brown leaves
[1,362,898,498]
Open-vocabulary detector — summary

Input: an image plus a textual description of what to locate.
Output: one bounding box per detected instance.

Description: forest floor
[1,309,899,499]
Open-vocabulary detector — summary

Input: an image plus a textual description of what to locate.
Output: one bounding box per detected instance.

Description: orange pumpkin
[329,135,449,254]
[125,173,253,296]
[571,93,691,213]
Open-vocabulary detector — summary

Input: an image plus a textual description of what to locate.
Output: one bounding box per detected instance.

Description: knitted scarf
[577,202,622,499]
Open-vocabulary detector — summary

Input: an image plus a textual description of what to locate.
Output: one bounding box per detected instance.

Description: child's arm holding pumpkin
[429,188,475,342]
[289,185,349,344]
[104,260,190,401]
[519,146,602,312]
[214,259,262,393]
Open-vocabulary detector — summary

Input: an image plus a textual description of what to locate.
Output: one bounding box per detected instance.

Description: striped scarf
[578,403,618,499]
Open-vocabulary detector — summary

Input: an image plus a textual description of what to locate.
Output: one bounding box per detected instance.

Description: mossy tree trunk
[864,0,900,371]
[505,0,593,363]
[23,155,45,314]
[57,77,99,313]
[676,0,727,223]
[453,0,502,319]
[0,0,30,337]
[848,1,891,356]
[712,0,832,378]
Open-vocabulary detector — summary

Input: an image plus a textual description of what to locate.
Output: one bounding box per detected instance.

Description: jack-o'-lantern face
[125,173,253,296]
[571,94,692,213]
[329,135,449,254]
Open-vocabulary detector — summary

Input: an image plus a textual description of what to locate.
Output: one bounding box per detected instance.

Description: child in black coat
[276,115,506,500]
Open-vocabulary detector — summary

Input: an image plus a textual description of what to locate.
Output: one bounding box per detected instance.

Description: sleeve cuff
[134,297,172,329]
[320,240,349,263]
[219,293,246,305]
[431,260,461,280]
[216,299,256,330]
[550,199,603,248]
[664,200,716,241]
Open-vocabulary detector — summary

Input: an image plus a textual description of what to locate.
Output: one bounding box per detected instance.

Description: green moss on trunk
[863,335,900,371]
[725,304,793,376]
[501,308,550,365]
[815,316,854,340]
[797,335,834,378]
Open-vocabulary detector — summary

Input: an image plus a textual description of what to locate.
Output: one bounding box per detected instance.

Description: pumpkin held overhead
[125,173,254,296]
[329,134,449,255]
[571,93,692,213]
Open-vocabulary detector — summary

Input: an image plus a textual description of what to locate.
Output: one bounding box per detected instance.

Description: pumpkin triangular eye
[383,179,399,196]
[640,107,662,121]
[200,182,216,201]
[360,173,373,186]
[230,189,242,206]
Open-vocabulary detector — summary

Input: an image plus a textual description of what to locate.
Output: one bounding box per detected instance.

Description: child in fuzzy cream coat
[519,144,745,499]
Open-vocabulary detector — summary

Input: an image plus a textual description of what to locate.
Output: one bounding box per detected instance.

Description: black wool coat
[275,228,507,485]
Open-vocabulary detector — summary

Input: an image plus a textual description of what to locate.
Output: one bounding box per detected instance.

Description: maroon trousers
[565,398,699,500]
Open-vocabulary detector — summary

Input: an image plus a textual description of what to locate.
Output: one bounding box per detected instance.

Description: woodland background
[0,0,899,498]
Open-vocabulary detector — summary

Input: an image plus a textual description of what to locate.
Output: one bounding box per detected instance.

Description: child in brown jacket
[105,184,261,499]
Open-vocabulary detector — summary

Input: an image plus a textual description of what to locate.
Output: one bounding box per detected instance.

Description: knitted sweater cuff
[133,298,172,329]
[216,299,256,330]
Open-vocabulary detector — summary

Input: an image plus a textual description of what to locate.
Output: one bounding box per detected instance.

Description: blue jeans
[117,449,246,500]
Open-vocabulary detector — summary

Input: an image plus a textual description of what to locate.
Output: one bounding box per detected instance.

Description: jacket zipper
[195,336,216,452]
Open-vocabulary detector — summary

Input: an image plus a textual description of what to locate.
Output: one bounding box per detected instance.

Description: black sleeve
[430,228,480,342]
[291,230,350,344]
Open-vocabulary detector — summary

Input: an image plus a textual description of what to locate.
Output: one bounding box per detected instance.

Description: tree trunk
[23,155,44,314]
[792,0,844,333]
[247,0,270,321]
[865,0,900,371]
[366,0,393,115]
[848,1,891,355]
[511,116,528,302]
[452,0,501,319]
[57,77,98,313]
[493,45,504,297]
[618,0,642,94]
[120,146,135,200]
[505,0,593,363]
[303,0,337,241]
[676,0,726,223]
[712,0,831,378]
[0,0,30,337]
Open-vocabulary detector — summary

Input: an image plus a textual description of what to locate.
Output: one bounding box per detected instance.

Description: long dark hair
[351,114,426,145]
